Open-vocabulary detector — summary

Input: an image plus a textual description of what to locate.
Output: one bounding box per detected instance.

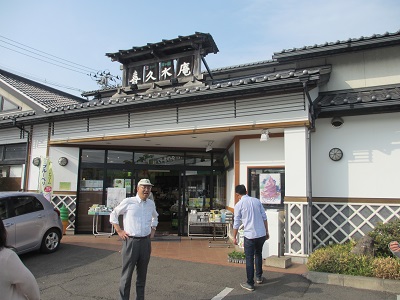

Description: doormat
[153,235,181,242]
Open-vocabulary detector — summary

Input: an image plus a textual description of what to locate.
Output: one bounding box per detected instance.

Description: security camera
[331,117,344,128]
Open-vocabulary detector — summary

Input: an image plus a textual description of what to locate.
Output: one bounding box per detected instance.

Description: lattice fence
[312,202,400,250]
[284,202,312,256]
[51,194,77,231]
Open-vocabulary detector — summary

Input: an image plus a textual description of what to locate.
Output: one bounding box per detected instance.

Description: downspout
[303,81,314,254]
[12,118,30,191]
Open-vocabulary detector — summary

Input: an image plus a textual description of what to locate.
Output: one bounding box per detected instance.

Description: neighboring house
[0,31,399,257]
[0,69,86,191]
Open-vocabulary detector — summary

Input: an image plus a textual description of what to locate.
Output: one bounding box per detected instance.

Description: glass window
[107,150,133,164]
[248,168,285,208]
[185,152,211,167]
[134,151,184,165]
[0,166,22,191]
[4,144,26,160]
[78,167,105,233]
[105,168,133,197]
[13,196,43,216]
[81,149,105,163]
[0,198,8,220]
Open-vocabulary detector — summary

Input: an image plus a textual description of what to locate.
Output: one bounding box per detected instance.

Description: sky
[0,0,399,98]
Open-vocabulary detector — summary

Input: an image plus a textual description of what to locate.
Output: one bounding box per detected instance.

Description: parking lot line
[211,287,234,300]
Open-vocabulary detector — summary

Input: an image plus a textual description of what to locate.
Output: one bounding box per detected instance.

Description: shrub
[373,257,400,280]
[368,219,400,257]
[308,242,400,280]
[307,242,374,277]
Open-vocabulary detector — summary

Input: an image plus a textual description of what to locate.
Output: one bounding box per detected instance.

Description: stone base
[264,255,292,269]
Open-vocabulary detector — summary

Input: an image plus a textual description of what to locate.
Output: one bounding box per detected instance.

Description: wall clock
[329,148,343,161]
[32,157,41,167]
[58,157,69,166]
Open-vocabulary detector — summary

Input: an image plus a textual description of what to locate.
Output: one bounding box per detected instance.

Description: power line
[0,35,98,73]
[0,35,121,92]
[0,44,88,75]
[0,64,86,93]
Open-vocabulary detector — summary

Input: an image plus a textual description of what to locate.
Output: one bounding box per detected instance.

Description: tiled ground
[61,233,308,275]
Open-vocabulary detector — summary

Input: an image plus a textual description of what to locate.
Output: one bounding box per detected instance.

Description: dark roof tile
[0,69,87,110]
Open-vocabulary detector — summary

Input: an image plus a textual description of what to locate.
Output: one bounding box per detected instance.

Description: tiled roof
[41,66,329,116]
[314,85,400,116]
[0,69,87,110]
[273,30,400,61]
[106,32,219,64]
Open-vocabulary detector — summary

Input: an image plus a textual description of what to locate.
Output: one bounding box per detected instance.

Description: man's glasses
[140,186,152,190]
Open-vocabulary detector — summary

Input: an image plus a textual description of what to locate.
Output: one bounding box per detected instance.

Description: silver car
[0,192,62,254]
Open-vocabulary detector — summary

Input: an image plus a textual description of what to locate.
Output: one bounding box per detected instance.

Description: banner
[39,156,53,202]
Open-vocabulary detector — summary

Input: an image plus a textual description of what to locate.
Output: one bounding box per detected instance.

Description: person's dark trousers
[119,236,151,300]
[243,236,266,285]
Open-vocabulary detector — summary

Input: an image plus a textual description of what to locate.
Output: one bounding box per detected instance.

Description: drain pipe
[12,118,30,191]
[303,81,315,255]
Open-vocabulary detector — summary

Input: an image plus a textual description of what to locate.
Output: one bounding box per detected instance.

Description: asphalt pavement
[19,242,399,300]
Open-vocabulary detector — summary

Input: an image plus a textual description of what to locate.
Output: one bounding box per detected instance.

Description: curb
[305,271,400,294]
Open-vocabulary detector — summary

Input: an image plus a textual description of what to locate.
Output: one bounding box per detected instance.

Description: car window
[0,198,8,220]
[12,196,44,216]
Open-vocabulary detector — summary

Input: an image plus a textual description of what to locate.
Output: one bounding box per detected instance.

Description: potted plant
[228,250,246,264]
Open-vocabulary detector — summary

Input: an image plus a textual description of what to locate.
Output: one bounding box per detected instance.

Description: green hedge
[308,219,400,280]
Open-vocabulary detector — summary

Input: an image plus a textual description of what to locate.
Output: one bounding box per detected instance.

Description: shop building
[0,31,399,257]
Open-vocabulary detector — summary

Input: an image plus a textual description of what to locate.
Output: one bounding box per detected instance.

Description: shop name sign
[148,155,184,165]
[127,55,194,86]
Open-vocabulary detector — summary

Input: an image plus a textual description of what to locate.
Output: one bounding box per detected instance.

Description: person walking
[0,219,40,300]
[110,178,158,300]
[232,184,269,292]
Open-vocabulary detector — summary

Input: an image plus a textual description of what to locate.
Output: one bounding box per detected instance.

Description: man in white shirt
[110,179,158,300]
[232,184,269,292]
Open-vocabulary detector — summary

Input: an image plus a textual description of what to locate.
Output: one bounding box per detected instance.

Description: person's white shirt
[110,195,158,237]
[0,247,40,300]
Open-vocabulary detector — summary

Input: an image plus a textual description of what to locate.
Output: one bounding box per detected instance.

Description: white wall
[284,127,309,197]
[322,46,400,92]
[312,112,400,198]
[48,147,80,192]
[239,137,285,187]
[28,124,49,191]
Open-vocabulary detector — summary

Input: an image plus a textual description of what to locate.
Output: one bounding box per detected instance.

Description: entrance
[143,169,180,235]
[136,170,226,236]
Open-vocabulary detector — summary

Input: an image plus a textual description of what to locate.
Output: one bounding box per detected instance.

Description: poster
[107,188,126,208]
[259,173,281,204]
[39,156,53,202]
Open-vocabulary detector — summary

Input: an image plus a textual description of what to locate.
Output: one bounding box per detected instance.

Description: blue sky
[1,0,399,98]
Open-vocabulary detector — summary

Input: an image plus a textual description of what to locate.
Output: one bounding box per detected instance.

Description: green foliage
[308,241,400,280]
[373,257,400,280]
[228,250,245,259]
[307,242,374,277]
[368,219,400,257]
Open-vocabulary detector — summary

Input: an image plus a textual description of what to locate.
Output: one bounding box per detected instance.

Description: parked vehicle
[0,192,62,254]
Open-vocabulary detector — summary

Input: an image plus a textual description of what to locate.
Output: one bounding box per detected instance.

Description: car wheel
[40,228,61,254]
